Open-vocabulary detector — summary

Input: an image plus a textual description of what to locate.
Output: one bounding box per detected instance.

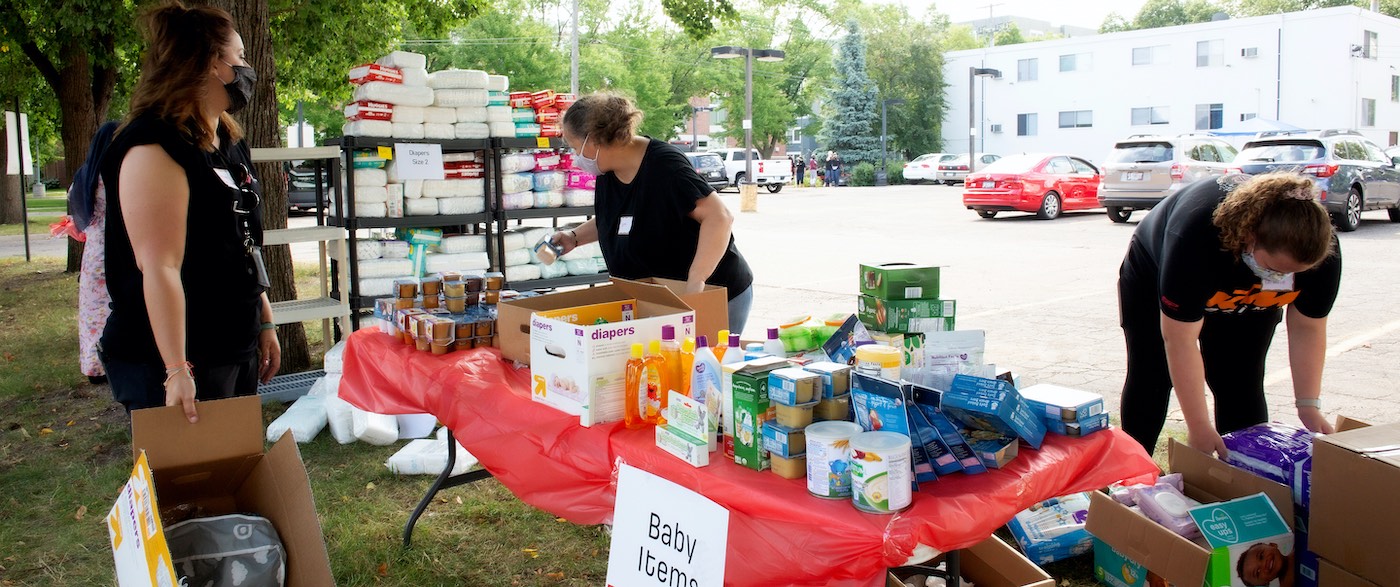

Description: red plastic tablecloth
[339,329,1158,587]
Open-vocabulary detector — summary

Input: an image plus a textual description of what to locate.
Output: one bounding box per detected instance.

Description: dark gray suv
[1235,129,1400,231]
[683,152,729,192]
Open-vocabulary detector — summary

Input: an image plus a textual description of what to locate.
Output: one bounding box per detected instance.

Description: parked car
[962,153,1102,220]
[1233,129,1400,231]
[711,148,790,193]
[1097,133,1238,223]
[286,160,332,213]
[936,153,1001,185]
[903,153,958,183]
[683,151,729,192]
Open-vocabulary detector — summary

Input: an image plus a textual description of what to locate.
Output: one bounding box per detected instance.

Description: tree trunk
[56,40,99,272]
[0,124,21,224]
[197,0,311,373]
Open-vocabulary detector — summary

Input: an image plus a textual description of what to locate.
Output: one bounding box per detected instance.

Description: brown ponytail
[1213,172,1334,266]
[561,92,643,147]
[123,1,242,150]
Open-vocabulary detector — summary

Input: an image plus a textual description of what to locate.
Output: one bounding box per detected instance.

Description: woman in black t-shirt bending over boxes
[550,93,755,335]
[1118,173,1340,457]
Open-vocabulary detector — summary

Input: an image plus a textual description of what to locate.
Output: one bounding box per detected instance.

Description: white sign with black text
[605,464,728,587]
[392,142,445,180]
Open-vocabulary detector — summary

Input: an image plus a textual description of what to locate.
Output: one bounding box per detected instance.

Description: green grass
[26,197,66,211]
[0,216,54,237]
[0,258,1181,586]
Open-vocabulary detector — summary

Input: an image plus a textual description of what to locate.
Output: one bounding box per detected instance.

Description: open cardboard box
[1318,558,1382,587]
[1310,420,1400,587]
[634,277,728,346]
[885,534,1054,587]
[1085,438,1294,587]
[108,396,332,586]
[497,277,701,365]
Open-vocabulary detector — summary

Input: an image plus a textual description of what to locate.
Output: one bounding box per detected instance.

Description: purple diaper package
[1221,422,1314,507]
[1130,483,1203,540]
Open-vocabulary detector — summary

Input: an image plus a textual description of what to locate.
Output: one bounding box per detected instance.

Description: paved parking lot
[728,182,1400,432]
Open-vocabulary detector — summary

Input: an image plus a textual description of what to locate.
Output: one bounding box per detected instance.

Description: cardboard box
[1086,439,1295,587]
[942,375,1046,449]
[1093,538,1176,587]
[860,262,941,300]
[109,396,332,587]
[857,295,957,334]
[635,277,728,347]
[727,357,788,470]
[1187,493,1293,586]
[767,367,821,405]
[496,277,699,365]
[515,279,697,426]
[1318,558,1382,587]
[886,534,1054,587]
[656,391,708,467]
[1045,413,1110,437]
[966,432,1019,468]
[1017,383,1105,423]
[1310,422,1400,587]
[869,331,924,368]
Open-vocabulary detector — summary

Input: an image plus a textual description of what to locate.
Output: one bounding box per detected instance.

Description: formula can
[854,345,902,380]
[849,431,912,514]
[805,421,863,499]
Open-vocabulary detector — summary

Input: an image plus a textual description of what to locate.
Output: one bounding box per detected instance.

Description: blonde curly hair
[1213,172,1334,266]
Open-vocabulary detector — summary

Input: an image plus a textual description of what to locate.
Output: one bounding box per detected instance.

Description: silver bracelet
[1295,398,1322,410]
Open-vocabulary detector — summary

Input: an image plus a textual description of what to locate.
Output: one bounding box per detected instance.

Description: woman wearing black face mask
[99,1,278,423]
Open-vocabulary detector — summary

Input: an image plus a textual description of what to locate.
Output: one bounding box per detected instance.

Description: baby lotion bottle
[689,335,722,452]
[644,340,670,426]
[679,337,696,397]
[712,329,731,362]
[763,327,786,358]
[659,325,682,396]
[624,343,646,429]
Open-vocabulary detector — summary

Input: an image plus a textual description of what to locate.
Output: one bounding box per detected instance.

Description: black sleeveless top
[99,114,265,365]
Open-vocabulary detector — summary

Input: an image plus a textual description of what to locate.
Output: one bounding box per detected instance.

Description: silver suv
[1097,133,1238,223]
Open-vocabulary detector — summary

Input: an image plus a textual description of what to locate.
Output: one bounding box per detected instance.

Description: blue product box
[965,431,1018,469]
[803,362,852,399]
[1093,538,1170,587]
[943,375,1046,449]
[907,384,965,477]
[761,421,805,458]
[908,385,986,475]
[850,373,924,490]
[1045,413,1110,437]
[1018,383,1106,423]
[1188,492,1293,587]
[767,368,822,406]
[1294,507,1318,587]
[1007,493,1094,565]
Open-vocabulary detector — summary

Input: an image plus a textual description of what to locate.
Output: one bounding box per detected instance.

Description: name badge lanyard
[213,150,270,288]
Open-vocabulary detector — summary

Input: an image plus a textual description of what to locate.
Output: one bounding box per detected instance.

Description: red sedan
[962,153,1102,220]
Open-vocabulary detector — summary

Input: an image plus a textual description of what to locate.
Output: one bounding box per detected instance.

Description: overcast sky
[908,0,1152,30]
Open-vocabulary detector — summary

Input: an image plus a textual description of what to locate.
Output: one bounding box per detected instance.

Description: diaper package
[1221,422,1314,507]
[1006,492,1095,565]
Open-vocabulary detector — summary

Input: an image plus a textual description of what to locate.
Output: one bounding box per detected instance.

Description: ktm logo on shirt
[1204,285,1299,313]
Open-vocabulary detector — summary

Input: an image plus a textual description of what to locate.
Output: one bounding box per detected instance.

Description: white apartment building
[943,6,1400,163]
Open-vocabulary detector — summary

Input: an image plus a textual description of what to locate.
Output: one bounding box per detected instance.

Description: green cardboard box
[857,295,957,334]
[859,263,941,300]
[727,357,788,471]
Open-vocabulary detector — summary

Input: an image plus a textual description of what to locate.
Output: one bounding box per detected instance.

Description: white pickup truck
[711,148,790,193]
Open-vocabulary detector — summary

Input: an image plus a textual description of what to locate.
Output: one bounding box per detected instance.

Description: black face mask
[222,61,257,114]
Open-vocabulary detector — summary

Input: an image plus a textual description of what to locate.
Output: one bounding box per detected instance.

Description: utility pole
[571,0,580,95]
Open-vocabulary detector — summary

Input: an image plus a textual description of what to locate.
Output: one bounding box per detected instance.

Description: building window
[1196,40,1223,67]
[1131,107,1170,125]
[1363,98,1377,127]
[1365,30,1378,59]
[1132,45,1167,66]
[1059,53,1091,72]
[1058,110,1093,128]
[710,108,727,126]
[1017,113,1038,136]
[1018,58,1038,82]
[1392,75,1399,102]
[1241,113,1257,121]
[1195,103,1223,130]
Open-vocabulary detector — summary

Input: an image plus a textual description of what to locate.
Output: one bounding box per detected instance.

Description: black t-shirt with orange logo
[1122,177,1342,322]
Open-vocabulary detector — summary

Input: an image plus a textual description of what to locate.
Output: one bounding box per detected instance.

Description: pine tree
[821,21,881,168]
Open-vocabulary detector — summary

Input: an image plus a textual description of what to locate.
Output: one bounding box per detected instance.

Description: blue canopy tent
[1212,117,1307,136]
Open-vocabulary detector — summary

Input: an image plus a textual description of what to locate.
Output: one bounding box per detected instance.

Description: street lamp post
[691,105,713,152]
[711,45,785,212]
[968,67,1001,175]
[877,98,905,187]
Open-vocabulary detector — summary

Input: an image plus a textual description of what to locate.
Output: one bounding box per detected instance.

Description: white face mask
[1242,250,1290,283]
[573,134,601,176]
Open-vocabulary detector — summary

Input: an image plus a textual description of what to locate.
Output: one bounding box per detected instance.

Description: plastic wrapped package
[1221,423,1314,506]
[405,198,439,216]
[425,252,490,273]
[1129,483,1203,540]
[423,106,458,125]
[514,123,541,137]
[564,257,601,276]
[330,238,382,261]
[520,227,553,244]
[566,170,597,190]
[487,91,509,106]
[534,151,562,171]
[165,515,285,587]
[352,410,400,446]
[594,256,607,270]
[348,63,404,84]
[563,188,594,207]
[342,120,393,138]
[353,168,389,187]
[532,171,566,192]
[422,178,486,198]
[437,196,486,215]
[323,392,360,444]
[503,248,531,267]
[454,122,490,140]
[1005,492,1095,565]
[323,341,348,374]
[486,105,513,123]
[358,257,414,278]
[489,122,516,138]
[487,74,509,93]
[500,153,537,174]
[358,277,396,297]
[377,50,426,70]
[396,414,437,439]
[265,394,327,443]
[353,81,434,107]
[381,240,411,258]
[332,200,387,218]
[538,260,570,279]
[344,101,392,121]
[428,69,489,89]
[495,230,526,251]
[385,437,478,476]
[442,152,477,163]
[390,105,425,124]
[456,106,488,123]
[401,67,428,87]
[402,179,424,198]
[561,241,601,261]
[433,88,489,108]
[505,264,542,283]
[309,373,341,398]
[500,191,533,210]
[391,122,424,139]
[440,234,488,254]
[351,186,389,203]
[511,108,536,123]
[501,172,534,194]
[424,123,455,140]
[531,190,564,209]
[385,182,404,209]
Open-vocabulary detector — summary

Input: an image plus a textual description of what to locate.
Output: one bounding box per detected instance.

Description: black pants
[102,345,259,414]
[1118,274,1280,455]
